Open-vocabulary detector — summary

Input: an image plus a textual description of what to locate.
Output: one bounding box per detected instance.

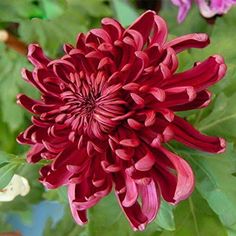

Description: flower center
[77,92,97,116]
[61,72,125,138]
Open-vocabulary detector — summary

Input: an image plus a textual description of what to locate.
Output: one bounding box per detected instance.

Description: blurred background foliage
[0,0,236,235]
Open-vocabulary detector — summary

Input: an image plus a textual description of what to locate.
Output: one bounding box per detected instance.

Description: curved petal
[139,180,160,223]
[39,165,73,189]
[28,44,50,68]
[102,17,124,41]
[162,55,226,91]
[171,116,226,153]
[68,184,88,225]
[17,94,41,114]
[154,146,194,204]
[170,90,211,111]
[122,173,138,207]
[171,0,192,22]
[150,15,168,45]
[165,33,210,53]
[126,10,155,44]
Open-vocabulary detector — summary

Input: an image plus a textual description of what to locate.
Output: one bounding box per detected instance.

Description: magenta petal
[122,173,138,207]
[126,10,155,44]
[150,15,168,45]
[17,94,42,114]
[162,56,226,91]
[172,116,226,153]
[139,180,160,222]
[158,146,195,203]
[115,191,148,231]
[102,18,124,41]
[170,90,211,111]
[28,44,50,68]
[40,165,72,189]
[68,184,88,225]
[171,0,192,23]
[165,33,210,53]
[135,151,155,171]
[26,144,45,163]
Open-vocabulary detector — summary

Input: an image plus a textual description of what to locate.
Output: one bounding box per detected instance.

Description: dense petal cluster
[172,0,236,22]
[17,11,226,230]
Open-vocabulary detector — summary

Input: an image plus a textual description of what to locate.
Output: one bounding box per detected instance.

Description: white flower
[0,174,30,202]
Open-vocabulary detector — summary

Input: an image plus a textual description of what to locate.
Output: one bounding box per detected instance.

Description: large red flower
[17,11,226,230]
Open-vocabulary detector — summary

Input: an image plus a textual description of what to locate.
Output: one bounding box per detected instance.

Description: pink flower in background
[17,11,226,231]
[172,0,236,22]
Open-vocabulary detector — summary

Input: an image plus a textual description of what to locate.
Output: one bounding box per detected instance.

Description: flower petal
[154,146,194,204]
[126,10,155,44]
[68,184,88,225]
[171,116,226,153]
[139,180,160,222]
[28,44,50,68]
[165,33,210,53]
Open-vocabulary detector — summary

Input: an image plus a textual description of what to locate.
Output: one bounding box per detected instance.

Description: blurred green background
[0,0,236,235]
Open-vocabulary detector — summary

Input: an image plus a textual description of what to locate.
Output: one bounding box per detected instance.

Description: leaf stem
[194,109,204,126]
[0,30,27,55]
[199,114,236,131]
[188,197,200,236]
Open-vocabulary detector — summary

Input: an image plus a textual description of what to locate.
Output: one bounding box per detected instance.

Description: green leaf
[86,193,171,236]
[160,191,227,236]
[0,0,44,22]
[197,93,236,141]
[0,46,32,132]
[18,0,111,57]
[0,151,25,189]
[0,151,14,165]
[0,162,18,189]
[175,144,236,235]
[41,0,67,20]
[190,145,236,235]
[155,201,175,231]
[43,186,68,203]
[71,0,111,18]
[111,0,139,27]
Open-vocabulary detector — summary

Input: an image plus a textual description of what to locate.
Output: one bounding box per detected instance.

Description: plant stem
[0,30,27,55]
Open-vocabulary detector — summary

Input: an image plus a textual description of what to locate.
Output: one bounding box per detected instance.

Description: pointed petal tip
[134,223,147,231]
[186,86,197,101]
[16,132,25,145]
[217,138,226,154]
[212,54,225,64]
[16,93,23,102]
[193,33,209,42]
[199,90,212,108]
[27,43,40,56]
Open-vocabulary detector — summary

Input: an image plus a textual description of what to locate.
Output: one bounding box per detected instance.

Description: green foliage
[0,0,44,22]
[155,201,175,231]
[43,186,68,204]
[43,193,175,236]
[197,94,236,141]
[111,0,139,26]
[180,144,236,235]
[0,46,32,132]
[160,191,227,236]
[0,151,25,188]
[18,0,111,57]
[0,0,236,235]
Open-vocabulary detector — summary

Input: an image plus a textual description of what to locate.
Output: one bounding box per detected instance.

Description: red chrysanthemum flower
[17,11,226,231]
